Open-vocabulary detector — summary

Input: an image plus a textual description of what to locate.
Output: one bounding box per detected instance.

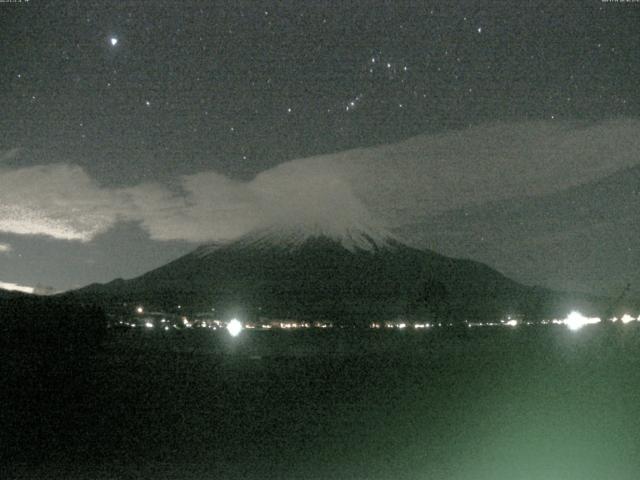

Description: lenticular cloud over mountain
[115,117,640,242]
[126,166,386,244]
[1,119,640,245]
[250,163,387,238]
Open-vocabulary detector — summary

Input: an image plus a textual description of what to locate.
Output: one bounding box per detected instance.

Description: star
[110,37,118,47]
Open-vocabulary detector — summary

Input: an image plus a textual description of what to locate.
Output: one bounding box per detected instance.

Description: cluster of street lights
[131,305,639,337]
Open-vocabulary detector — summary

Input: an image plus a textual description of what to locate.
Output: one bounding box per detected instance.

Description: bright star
[110,37,118,46]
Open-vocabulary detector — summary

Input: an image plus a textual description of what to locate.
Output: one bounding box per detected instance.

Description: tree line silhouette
[0,295,107,356]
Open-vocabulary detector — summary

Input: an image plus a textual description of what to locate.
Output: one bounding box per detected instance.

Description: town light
[621,314,635,324]
[227,318,242,337]
[564,311,600,331]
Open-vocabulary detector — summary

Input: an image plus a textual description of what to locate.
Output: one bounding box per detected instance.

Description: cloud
[122,174,264,242]
[1,118,639,244]
[311,117,640,225]
[0,280,34,294]
[0,164,125,241]
[119,168,380,242]
[0,243,12,254]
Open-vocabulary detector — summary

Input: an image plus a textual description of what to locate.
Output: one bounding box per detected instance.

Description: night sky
[1,0,640,293]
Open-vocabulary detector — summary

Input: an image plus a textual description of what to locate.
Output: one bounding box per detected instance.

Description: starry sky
[1,0,640,293]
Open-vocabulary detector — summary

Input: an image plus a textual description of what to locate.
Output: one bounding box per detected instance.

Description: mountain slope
[0,289,29,299]
[71,225,603,323]
[399,163,640,297]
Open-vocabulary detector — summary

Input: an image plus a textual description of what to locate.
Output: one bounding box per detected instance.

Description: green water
[3,326,640,479]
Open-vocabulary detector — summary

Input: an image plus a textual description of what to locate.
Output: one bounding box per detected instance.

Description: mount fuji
[70,222,604,323]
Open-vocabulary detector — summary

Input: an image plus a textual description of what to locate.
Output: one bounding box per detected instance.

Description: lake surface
[3,325,640,479]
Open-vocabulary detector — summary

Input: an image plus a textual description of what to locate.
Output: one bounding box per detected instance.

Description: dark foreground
[3,326,640,479]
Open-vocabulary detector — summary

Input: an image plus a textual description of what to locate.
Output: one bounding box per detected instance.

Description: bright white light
[621,314,635,324]
[110,37,118,46]
[505,319,518,327]
[227,318,242,337]
[564,311,600,331]
[0,280,35,294]
[136,306,144,314]
[145,322,154,329]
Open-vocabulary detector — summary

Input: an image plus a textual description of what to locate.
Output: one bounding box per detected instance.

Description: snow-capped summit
[195,220,401,257]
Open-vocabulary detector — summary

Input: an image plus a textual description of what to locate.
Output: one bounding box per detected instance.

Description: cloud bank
[1,118,639,244]
[0,280,35,294]
[0,164,124,241]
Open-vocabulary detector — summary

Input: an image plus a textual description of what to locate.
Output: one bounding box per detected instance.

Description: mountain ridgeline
[70,226,604,324]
